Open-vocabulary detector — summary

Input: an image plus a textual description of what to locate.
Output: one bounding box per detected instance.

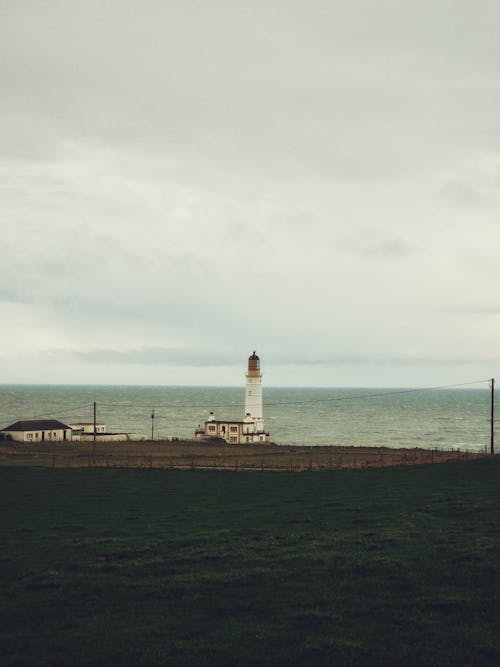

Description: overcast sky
[1,1,499,387]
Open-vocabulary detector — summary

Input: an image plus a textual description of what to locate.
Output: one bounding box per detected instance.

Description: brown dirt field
[0,438,485,471]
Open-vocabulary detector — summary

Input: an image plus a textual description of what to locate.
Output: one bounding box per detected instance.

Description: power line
[109,379,491,415]
[0,379,490,425]
[265,379,490,407]
[0,404,95,427]
[29,404,92,419]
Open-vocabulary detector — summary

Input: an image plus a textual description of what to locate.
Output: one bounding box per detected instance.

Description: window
[230,426,238,432]
[208,425,216,432]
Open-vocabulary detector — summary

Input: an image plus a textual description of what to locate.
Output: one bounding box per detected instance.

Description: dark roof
[206,420,247,425]
[2,419,71,432]
[68,422,105,426]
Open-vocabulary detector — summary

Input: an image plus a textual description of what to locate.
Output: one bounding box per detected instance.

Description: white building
[68,423,143,442]
[68,422,106,435]
[195,351,270,444]
[0,419,73,443]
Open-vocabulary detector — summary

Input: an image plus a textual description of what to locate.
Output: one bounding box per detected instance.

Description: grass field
[1,460,499,666]
[0,438,481,471]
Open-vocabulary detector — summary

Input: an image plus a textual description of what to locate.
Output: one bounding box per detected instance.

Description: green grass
[1,460,499,666]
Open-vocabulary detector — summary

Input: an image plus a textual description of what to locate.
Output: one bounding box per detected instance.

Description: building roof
[205,420,247,425]
[68,422,105,426]
[2,419,71,432]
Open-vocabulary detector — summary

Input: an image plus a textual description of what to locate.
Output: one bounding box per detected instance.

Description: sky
[1,1,499,387]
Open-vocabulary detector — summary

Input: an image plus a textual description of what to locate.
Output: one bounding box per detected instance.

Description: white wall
[2,428,72,443]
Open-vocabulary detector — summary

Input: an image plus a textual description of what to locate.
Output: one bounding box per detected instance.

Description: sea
[0,384,494,453]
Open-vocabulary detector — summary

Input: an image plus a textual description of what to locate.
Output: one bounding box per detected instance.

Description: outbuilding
[0,419,72,443]
[68,422,106,436]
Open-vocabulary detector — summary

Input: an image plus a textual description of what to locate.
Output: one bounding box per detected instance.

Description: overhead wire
[95,378,490,411]
[96,379,493,422]
[0,404,93,426]
[0,379,491,424]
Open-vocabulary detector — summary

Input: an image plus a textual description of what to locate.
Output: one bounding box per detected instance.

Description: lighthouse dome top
[248,351,260,372]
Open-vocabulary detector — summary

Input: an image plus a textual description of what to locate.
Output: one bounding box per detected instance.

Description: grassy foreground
[1,460,499,666]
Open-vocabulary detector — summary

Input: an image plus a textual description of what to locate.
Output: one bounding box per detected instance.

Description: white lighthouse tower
[195,351,270,444]
[245,351,264,433]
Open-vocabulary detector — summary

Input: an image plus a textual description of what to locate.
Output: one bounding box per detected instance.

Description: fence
[0,444,485,472]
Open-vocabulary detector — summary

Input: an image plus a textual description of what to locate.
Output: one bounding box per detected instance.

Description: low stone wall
[74,433,145,442]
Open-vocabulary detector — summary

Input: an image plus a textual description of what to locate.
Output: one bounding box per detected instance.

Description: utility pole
[93,401,97,464]
[151,409,155,441]
[491,379,495,456]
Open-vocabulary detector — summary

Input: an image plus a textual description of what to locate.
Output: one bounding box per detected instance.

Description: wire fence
[0,442,486,472]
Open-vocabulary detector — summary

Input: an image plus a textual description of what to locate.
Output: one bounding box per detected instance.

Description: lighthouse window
[230,426,238,432]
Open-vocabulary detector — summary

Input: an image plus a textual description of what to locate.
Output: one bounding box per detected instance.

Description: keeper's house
[0,419,73,443]
[196,411,269,445]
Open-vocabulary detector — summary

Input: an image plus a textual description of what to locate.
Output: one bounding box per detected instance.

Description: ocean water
[0,385,493,452]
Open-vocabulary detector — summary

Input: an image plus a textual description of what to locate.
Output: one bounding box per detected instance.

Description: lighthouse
[195,351,270,444]
[245,351,264,432]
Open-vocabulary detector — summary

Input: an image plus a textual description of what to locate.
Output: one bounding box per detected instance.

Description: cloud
[359,236,424,260]
[1,2,500,386]
[72,347,239,367]
[2,2,499,179]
